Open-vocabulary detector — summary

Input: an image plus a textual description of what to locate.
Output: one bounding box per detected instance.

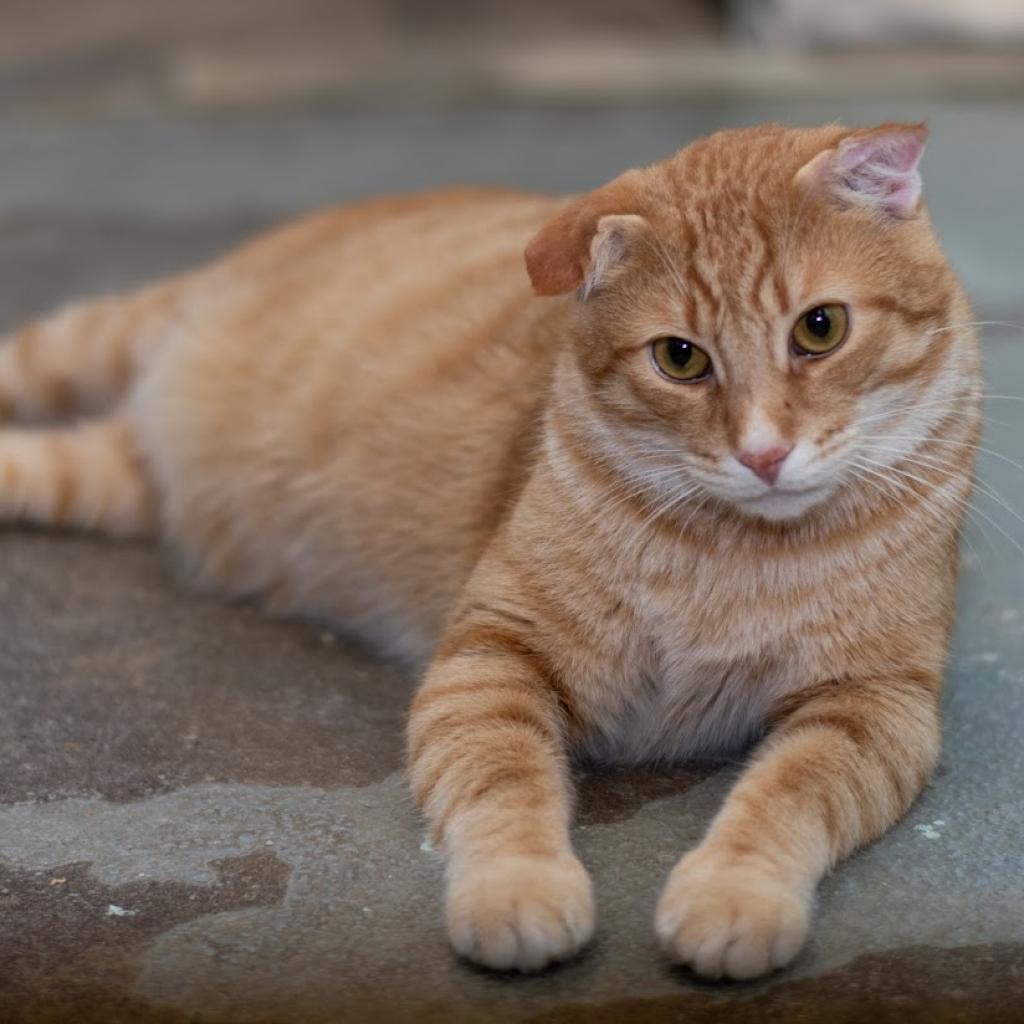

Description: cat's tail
[0,277,187,422]
[0,418,154,537]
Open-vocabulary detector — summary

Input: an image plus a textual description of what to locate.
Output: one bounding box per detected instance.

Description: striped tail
[0,278,185,422]
[0,418,154,537]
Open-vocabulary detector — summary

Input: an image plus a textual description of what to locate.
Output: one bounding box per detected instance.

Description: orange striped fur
[0,124,979,977]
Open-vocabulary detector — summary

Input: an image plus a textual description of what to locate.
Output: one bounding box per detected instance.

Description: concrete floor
[1,97,1023,1022]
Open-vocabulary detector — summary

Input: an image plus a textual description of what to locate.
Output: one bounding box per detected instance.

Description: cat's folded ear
[796,122,928,219]
[525,172,648,297]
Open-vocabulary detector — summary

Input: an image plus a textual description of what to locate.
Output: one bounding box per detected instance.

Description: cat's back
[218,186,562,312]
[163,186,565,395]
[135,187,569,658]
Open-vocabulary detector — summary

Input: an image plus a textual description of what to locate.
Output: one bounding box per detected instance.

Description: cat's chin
[732,486,831,523]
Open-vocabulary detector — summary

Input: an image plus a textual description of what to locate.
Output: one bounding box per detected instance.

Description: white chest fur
[581,652,789,764]
[566,550,816,765]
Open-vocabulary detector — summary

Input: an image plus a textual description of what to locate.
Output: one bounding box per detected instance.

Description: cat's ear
[525,174,647,297]
[796,123,928,219]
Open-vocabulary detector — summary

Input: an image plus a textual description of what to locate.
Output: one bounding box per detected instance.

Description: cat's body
[0,123,980,978]
[135,188,565,660]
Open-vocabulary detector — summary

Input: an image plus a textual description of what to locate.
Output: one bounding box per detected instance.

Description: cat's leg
[0,417,155,537]
[655,674,940,979]
[407,624,594,972]
[0,279,185,422]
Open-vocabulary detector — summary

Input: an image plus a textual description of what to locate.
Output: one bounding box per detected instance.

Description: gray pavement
[0,98,1023,1022]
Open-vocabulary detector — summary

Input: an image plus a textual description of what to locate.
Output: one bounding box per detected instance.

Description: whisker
[679,491,714,534]
[607,475,698,516]
[560,446,705,523]
[852,392,1024,431]
[856,393,982,427]
[925,320,1024,336]
[780,184,815,284]
[634,482,706,535]
[867,435,1024,478]
[852,455,1024,560]
[857,443,1024,531]
[847,458,990,558]
[634,233,692,311]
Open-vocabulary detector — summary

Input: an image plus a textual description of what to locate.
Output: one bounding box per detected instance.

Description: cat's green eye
[651,337,712,382]
[791,304,849,357]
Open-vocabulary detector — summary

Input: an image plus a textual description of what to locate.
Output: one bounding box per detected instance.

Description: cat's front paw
[655,845,810,979]
[445,853,595,972]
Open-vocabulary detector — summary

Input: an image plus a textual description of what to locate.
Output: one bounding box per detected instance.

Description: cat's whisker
[955,393,1024,402]
[582,463,681,505]
[858,387,1024,413]
[924,320,1024,336]
[634,479,708,536]
[866,409,1015,432]
[851,455,1024,561]
[635,233,692,311]
[615,442,690,460]
[780,180,816,284]
[575,458,702,521]
[850,392,1024,430]
[678,490,715,534]
[867,435,1024,478]
[846,459,990,563]
[547,405,712,523]
[844,461,920,519]
[855,391,1024,434]
[856,443,1024,531]
[957,520,987,574]
[844,461,988,569]
[842,463,940,540]
[610,475,700,516]
[855,393,982,427]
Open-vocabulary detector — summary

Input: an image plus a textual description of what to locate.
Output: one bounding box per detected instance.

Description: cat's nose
[737,444,793,485]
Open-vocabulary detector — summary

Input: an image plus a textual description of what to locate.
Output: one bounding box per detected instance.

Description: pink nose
[738,445,792,485]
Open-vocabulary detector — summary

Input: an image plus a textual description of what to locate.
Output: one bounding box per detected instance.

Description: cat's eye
[650,337,712,382]
[791,304,849,357]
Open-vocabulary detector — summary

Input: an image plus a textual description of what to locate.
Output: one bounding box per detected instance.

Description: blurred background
[4,0,1024,110]
[1,0,1022,320]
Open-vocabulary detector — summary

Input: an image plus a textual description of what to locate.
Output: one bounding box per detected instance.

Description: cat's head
[525,123,979,524]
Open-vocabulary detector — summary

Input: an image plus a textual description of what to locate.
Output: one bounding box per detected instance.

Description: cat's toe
[655,846,809,980]
[446,853,594,972]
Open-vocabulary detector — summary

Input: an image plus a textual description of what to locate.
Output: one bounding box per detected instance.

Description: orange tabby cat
[0,122,979,978]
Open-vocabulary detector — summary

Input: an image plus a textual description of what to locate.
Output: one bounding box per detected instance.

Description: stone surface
[0,98,1023,1022]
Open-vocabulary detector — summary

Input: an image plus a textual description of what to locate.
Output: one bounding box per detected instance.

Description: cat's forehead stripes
[671,216,786,334]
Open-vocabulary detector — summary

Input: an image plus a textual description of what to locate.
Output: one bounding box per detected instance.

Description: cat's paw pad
[655,848,809,980]
[446,854,594,972]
